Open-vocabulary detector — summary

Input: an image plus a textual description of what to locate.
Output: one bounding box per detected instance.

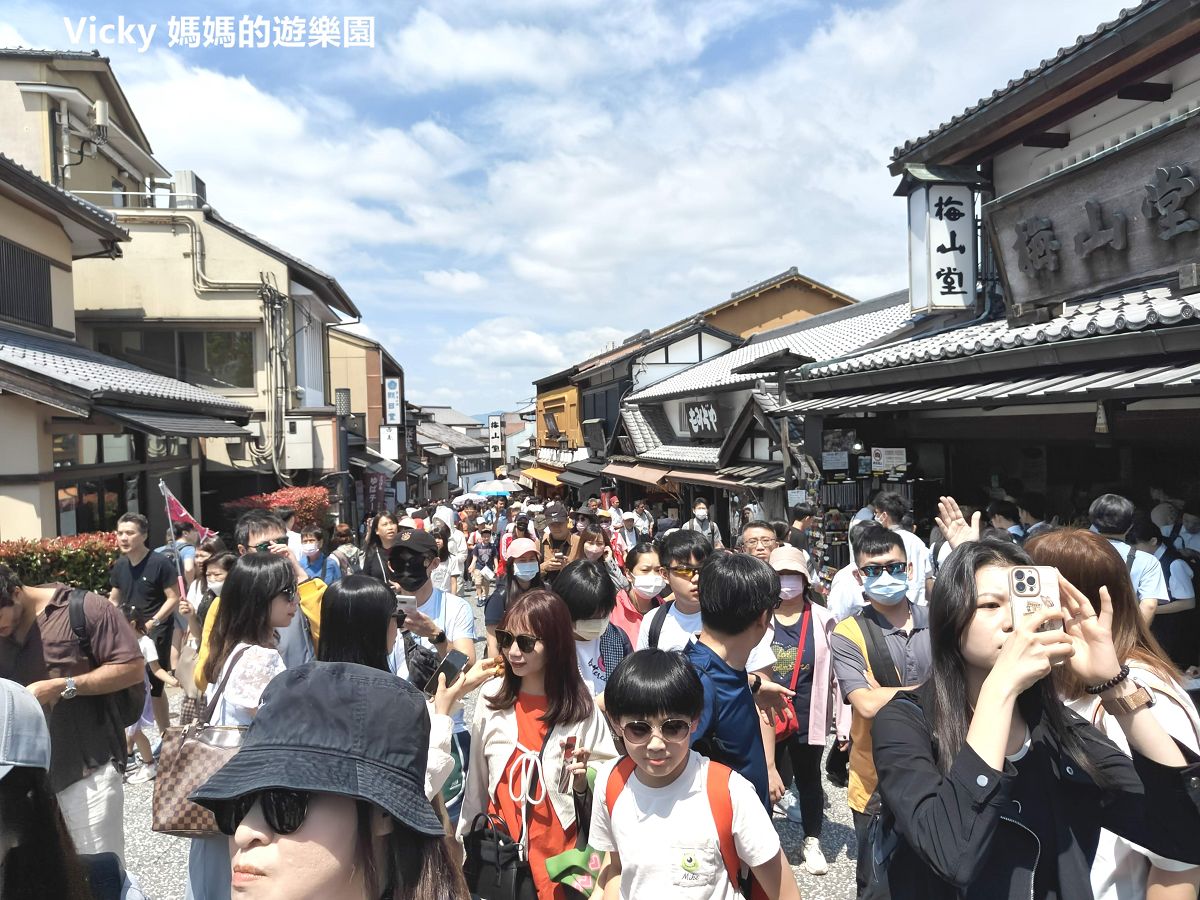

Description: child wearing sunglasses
[592,649,801,900]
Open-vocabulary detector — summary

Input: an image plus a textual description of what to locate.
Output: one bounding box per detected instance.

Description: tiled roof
[0,48,106,60]
[619,404,723,468]
[640,445,722,467]
[0,325,249,415]
[0,153,129,242]
[416,421,487,452]
[627,291,913,402]
[890,0,1160,165]
[805,285,1200,378]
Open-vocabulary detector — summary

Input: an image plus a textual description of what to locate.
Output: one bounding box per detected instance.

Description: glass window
[95,328,176,380]
[57,483,79,535]
[124,474,140,515]
[80,435,98,466]
[53,434,77,469]
[101,434,133,463]
[180,330,254,389]
[147,436,167,459]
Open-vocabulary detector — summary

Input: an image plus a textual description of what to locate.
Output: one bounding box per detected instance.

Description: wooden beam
[1022,132,1071,148]
[1116,81,1173,102]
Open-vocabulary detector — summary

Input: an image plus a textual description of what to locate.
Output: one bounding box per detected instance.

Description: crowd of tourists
[0,487,1198,900]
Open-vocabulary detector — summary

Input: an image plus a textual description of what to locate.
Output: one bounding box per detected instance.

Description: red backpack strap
[604,757,639,818]
[704,761,741,889]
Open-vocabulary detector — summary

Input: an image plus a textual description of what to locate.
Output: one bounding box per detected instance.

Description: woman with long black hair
[868,534,1200,900]
[189,553,298,900]
[362,512,401,585]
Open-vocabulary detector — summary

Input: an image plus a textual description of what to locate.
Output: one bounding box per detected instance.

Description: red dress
[487,692,575,900]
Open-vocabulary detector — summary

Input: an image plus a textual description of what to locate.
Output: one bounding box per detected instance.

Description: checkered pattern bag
[152,646,250,838]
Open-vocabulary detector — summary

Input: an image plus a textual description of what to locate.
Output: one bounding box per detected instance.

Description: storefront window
[101,434,133,463]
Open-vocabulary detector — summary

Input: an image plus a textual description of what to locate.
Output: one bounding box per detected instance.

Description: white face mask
[694,509,708,522]
[302,544,321,558]
[778,575,807,601]
[575,616,609,641]
[208,580,224,597]
[632,573,666,598]
[584,545,605,561]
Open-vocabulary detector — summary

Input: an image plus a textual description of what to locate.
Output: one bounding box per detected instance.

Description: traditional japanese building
[776,0,1200,530]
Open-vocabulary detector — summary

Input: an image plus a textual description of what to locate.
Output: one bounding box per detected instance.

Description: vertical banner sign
[384,377,402,425]
[380,425,400,461]
[488,414,503,460]
[364,472,388,513]
[909,183,977,313]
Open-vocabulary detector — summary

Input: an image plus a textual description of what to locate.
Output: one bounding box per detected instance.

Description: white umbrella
[474,478,521,496]
[453,492,486,506]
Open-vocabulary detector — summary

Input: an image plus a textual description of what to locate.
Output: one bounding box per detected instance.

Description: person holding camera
[867,519,1200,900]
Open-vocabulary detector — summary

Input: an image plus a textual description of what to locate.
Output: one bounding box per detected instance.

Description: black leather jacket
[866,686,1200,900]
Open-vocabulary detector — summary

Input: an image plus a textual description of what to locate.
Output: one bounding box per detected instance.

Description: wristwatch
[1101,683,1155,716]
[432,630,448,645]
[749,673,762,694]
[60,677,78,701]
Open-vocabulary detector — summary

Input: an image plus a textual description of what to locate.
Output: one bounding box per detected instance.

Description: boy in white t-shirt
[592,649,801,900]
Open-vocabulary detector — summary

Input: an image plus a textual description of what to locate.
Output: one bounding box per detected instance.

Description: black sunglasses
[620,719,692,745]
[215,788,311,836]
[253,537,290,552]
[859,562,908,578]
[495,630,540,654]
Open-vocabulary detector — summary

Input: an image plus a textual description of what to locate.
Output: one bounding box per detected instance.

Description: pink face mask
[584,545,605,561]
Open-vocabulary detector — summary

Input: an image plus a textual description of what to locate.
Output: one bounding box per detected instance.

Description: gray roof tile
[0,325,248,414]
[628,292,913,402]
[416,421,487,451]
[806,286,1200,378]
[0,153,129,242]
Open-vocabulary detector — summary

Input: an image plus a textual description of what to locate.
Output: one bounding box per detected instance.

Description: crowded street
[2,2,1200,900]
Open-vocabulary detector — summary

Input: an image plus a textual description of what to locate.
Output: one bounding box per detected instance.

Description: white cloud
[422,268,488,292]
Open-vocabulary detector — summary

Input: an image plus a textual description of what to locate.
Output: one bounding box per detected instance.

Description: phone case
[1009,566,1062,632]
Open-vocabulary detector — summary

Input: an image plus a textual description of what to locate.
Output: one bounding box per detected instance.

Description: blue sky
[2,0,1131,415]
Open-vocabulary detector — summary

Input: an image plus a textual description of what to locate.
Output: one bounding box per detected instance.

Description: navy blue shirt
[769,607,815,724]
[684,640,770,809]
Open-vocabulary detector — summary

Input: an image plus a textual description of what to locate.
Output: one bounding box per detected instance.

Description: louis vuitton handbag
[152,646,251,837]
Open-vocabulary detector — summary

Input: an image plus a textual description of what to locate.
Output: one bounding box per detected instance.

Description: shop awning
[716,464,786,489]
[601,461,670,487]
[521,466,563,487]
[666,469,744,491]
[779,360,1200,416]
[349,448,402,479]
[565,458,606,477]
[557,470,599,489]
[94,405,249,438]
[407,459,428,477]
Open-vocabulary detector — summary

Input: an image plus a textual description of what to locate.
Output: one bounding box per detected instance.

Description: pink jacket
[798,600,851,746]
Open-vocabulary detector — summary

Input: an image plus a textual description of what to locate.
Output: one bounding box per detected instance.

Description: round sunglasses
[495,630,540,654]
[619,718,692,745]
[215,788,311,837]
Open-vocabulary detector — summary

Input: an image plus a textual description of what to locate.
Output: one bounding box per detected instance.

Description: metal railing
[69,190,207,211]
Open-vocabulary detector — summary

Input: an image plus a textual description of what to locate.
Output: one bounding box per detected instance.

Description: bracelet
[749,673,762,694]
[1084,664,1130,695]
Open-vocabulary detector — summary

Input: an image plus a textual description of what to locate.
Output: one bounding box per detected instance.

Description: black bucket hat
[190,662,443,836]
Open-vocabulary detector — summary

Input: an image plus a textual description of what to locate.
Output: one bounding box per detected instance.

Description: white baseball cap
[0,679,51,779]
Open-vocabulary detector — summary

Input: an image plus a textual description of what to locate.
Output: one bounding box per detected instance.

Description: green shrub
[221,485,331,528]
[0,532,118,592]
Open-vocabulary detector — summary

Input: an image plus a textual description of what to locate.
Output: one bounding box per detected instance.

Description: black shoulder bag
[68,589,147,728]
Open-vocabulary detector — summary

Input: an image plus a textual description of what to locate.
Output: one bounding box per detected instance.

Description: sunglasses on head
[859,562,907,578]
[253,537,290,552]
[215,788,311,836]
[619,719,692,745]
[495,630,540,653]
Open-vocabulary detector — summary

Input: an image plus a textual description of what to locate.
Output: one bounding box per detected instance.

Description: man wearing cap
[384,526,477,824]
[616,510,641,555]
[0,564,143,862]
[540,501,581,585]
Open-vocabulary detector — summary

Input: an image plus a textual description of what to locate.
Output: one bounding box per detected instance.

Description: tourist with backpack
[681,497,725,549]
[592,648,801,899]
[828,525,931,899]
[0,563,145,863]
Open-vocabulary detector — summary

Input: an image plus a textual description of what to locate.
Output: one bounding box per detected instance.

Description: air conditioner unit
[172,170,207,209]
[283,417,314,470]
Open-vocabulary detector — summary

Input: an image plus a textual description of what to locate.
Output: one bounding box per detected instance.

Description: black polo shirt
[109,550,175,618]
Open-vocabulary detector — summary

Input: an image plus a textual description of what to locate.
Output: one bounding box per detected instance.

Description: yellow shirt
[194,577,326,692]
[832,615,879,814]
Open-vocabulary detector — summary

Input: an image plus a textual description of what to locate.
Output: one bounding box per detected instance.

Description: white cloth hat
[0,679,51,778]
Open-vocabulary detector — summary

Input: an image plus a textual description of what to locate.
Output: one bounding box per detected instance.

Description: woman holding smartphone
[867,531,1200,900]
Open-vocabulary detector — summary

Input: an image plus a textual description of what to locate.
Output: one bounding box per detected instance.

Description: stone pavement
[121,580,860,899]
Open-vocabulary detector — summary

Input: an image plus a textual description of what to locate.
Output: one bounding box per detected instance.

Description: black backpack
[67,589,146,728]
[646,600,675,649]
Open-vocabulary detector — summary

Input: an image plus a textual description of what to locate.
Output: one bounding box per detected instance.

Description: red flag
[158,480,215,541]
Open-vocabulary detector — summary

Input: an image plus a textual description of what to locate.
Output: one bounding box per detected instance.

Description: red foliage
[221,485,331,528]
[0,532,118,592]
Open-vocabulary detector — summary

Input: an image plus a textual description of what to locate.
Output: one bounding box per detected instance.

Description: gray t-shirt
[830,603,931,698]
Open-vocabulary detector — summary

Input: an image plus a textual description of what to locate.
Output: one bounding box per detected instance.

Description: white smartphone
[1008,566,1062,632]
[394,593,418,613]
